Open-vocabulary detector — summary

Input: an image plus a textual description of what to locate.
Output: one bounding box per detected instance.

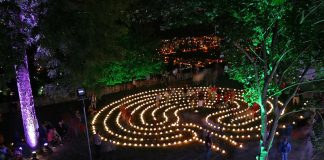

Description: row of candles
[91,87,286,154]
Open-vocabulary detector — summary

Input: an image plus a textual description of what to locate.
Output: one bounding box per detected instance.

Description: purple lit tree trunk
[12,0,42,149]
[15,54,39,149]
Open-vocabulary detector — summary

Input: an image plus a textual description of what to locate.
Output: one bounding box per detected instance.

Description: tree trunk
[259,102,269,160]
[265,96,281,155]
[15,53,39,149]
[266,116,280,153]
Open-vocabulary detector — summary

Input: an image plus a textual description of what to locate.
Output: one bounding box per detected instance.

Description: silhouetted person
[279,137,291,160]
[204,132,212,160]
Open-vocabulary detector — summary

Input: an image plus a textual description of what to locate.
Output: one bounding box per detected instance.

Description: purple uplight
[10,0,43,149]
[15,54,39,149]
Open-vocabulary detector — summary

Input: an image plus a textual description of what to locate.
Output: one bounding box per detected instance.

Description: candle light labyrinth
[92,87,281,154]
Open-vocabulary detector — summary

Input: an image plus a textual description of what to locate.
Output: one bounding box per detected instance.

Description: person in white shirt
[198,99,204,107]
[156,94,161,107]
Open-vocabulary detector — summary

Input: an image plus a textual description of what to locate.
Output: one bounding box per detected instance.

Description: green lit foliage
[272,0,286,5]
[98,50,163,86]
[99,61,131,86]
[38,0,163,92]
[228,55,264,106]
[223,1,323,159]
[224,0,323,103]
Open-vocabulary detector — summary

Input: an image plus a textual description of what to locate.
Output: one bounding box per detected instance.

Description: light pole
[77,88,92,160]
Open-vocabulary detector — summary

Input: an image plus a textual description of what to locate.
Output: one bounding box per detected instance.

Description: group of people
[195,87,236,108]
[155,86,237,110]
[156,88,179,107]
[104,86,301,160]
[0,118,69,160]
[39,119,68,148]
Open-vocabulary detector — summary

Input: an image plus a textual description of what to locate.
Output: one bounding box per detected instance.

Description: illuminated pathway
[91,87,282,155]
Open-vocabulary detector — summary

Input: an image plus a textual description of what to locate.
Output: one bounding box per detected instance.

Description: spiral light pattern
[92,87,282,154]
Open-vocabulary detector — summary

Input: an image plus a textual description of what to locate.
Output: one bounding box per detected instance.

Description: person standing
[197,90,204,110]
[71,115,80,137]
[223,92,229,106]
[204,132,212,160]
[90,94,97,109]
[183,87,188,98]
[119,104,127,122]
[230,90,235,106]
[75,110,81,122]
[216,90,222,104]
[132,77,137,88]
[207,87,212,101]
[164,90,170,103]
[198,99,204,108]
[47,127,55,146]
[93,130,102,159]
[279,137,292,160]
[125,108,132,123]
[292,88,302,105]
[57,120,68,142]
[156,93,161,108]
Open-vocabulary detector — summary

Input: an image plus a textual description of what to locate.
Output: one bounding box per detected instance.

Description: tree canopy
[222,0,323,104]
[0,0,164,98]
[128,0,324,159]
[220,1,323,159]
[39,0,162,93]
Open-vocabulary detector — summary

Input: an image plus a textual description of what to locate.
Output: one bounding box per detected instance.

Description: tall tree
[130,0,324,159]
[222,1,324,159]
[0,0,46,149]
